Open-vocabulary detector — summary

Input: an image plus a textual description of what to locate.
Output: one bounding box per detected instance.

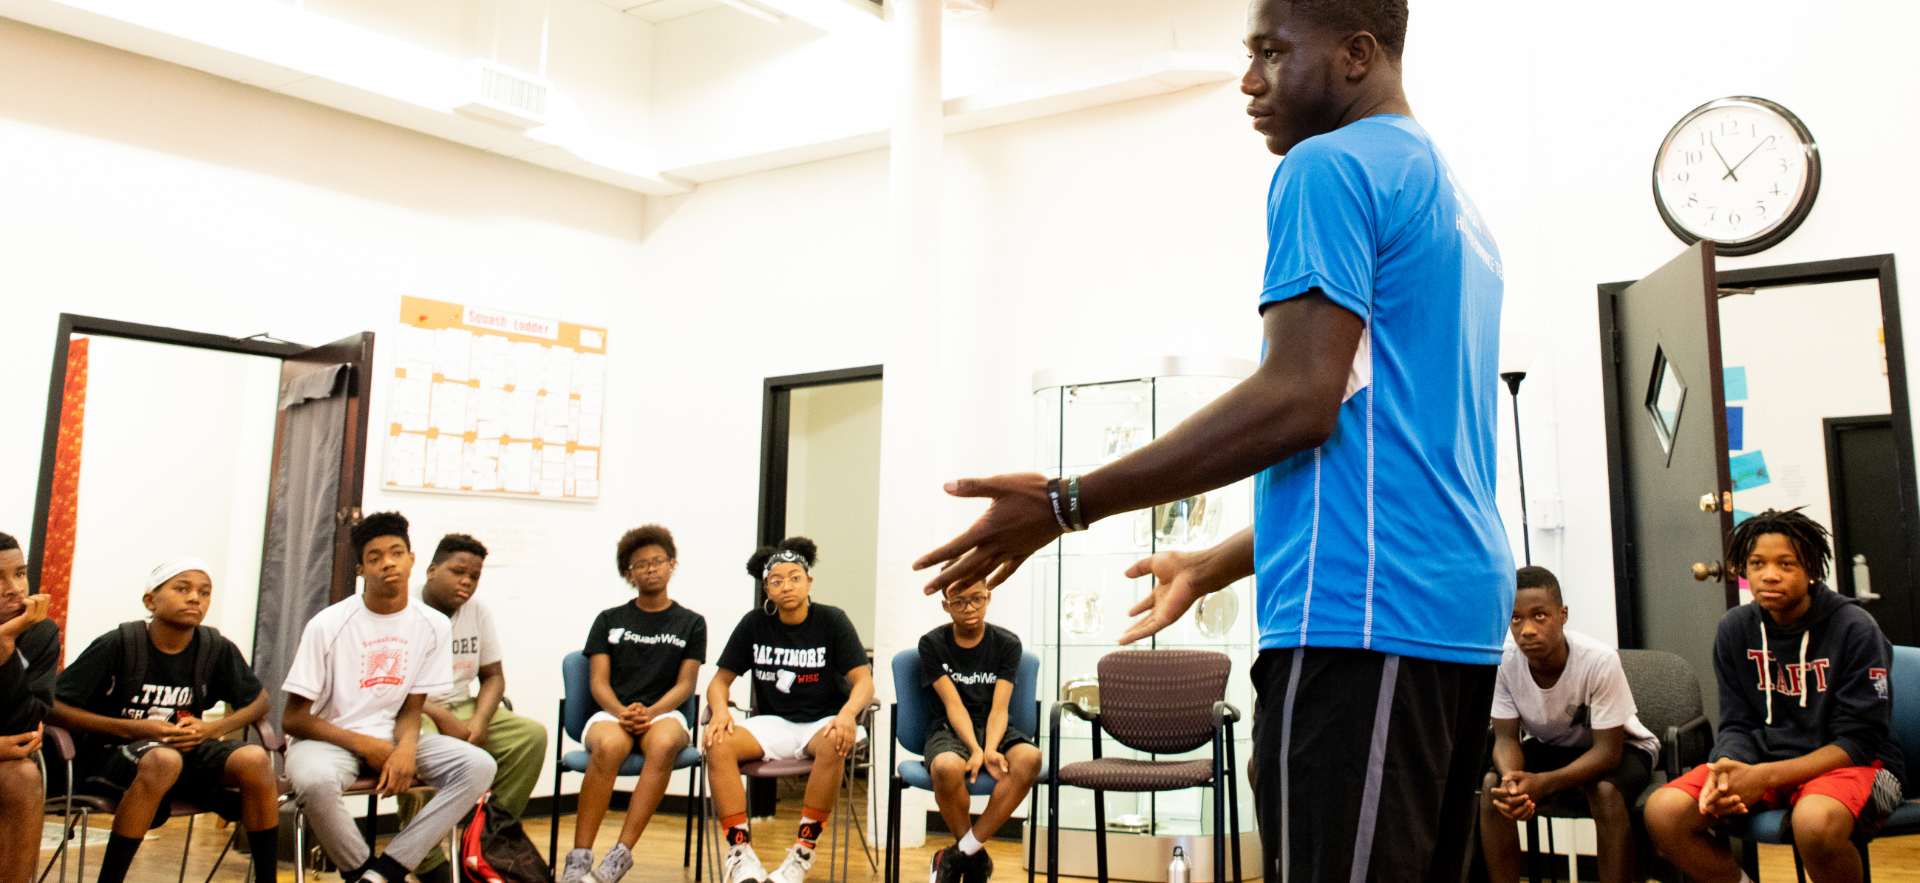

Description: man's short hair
[431,533,488,566]
[616,525,676,576]
[1288,0,1409,60]
[0,531,17,554]
[1516,565,1562,606]
[349,511,411,561]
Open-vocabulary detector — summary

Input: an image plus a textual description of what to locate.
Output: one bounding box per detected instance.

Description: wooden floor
[40,797,1920,883]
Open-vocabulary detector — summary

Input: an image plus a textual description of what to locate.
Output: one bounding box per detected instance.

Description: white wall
[63,336,280,663]
[786,380,884,645]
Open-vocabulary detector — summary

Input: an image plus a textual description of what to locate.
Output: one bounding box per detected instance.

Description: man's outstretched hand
[1121,527,1255,644]
[914,473,1064,595]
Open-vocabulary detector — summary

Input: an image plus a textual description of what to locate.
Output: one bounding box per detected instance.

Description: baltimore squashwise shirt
[716,603,867,723]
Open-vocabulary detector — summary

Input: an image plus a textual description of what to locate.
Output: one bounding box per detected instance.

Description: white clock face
[1655,100,1814,247]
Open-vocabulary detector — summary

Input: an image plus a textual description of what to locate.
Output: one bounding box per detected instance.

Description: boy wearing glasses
[920,581,1041,883]
[562,525,707,883]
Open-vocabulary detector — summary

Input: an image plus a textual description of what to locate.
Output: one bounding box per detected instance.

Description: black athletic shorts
[76,738,247,827]
[1517,741,1654,807]
[1251,647,1498,883]
[924,723,1034,761]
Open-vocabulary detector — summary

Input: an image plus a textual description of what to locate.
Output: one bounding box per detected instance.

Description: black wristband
[1046,478,1072,532]
[1065,474,1087,531]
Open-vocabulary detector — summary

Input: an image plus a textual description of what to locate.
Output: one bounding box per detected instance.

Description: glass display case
[1027,357,1260,881]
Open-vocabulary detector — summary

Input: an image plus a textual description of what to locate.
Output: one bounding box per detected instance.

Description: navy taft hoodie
[1709,582,1907,791]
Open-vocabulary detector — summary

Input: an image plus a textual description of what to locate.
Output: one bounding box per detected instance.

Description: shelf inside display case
[1029,359,1260,843]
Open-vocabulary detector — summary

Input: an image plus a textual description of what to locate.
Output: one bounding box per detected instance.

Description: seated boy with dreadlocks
[1648,509,1908,883]
[50,559,278,883]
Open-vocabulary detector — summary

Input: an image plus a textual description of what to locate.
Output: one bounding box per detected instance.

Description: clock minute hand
[1708,133,1737,180]
[1722,135,1776,181]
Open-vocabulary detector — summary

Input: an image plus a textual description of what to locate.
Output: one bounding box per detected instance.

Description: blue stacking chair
[549,650,707,877]
[884,649,1043,883]
[1727,643,1920,883]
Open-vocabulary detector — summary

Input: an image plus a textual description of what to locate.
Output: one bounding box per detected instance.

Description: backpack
[108,621,222,714]
[460,791,550,883]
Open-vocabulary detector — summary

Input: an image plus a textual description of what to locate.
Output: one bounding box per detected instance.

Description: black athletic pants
[1251,647,1497,883]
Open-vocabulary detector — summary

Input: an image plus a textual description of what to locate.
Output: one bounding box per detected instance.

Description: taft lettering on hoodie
[1745,651,1833,695]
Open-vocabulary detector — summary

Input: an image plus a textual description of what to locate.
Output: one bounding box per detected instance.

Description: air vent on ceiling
[457,59,551,129]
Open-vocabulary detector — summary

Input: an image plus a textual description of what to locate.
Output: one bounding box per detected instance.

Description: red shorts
[1664,762,1884,818]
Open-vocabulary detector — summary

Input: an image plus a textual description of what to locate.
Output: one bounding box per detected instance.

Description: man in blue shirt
[915,2,1511,880]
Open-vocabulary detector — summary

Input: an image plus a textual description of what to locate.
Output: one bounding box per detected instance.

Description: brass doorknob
[1692,561,1723,581]
[1699,494,1718,512]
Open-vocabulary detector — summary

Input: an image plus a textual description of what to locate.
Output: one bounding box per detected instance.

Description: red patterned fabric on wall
[41,336,87,635]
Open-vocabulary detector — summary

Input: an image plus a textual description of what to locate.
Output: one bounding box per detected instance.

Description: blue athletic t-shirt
[1254,115,1513,665]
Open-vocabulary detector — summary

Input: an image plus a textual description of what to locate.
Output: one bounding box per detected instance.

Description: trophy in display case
[1027,357,1261,881]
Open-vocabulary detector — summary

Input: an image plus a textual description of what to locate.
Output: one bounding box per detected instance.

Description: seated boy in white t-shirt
[282,512,496,883]
[1480,566,1660,883]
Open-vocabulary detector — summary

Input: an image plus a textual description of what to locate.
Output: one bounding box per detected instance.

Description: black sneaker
[961,847,994,883]
[930,846,967,883]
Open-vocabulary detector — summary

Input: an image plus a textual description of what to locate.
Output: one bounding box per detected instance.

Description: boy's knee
[929,754,964,781]
[590,737,632,763]
[228,745,274,779]
[1643,787,1696,839]
[0,757,40,797]
[1583,780,1627,815]
[1790,799,1854,850]
[137,746,184,781]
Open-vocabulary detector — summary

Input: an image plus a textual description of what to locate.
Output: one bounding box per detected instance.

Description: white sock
[958,831,983,856]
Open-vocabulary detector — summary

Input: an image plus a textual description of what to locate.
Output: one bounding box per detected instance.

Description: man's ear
[1341,31,1382,81]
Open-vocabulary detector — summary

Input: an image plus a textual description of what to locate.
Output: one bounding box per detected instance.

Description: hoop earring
[764,597,776,616]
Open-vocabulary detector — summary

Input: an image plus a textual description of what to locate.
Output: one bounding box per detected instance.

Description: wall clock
[1653,96,1820,256]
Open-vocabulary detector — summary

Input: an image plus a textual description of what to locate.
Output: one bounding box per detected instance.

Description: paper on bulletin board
[1729,449,1770,492]
[383,295,606,503]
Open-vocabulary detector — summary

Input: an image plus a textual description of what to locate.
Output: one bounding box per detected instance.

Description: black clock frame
[1652,95,1822,257]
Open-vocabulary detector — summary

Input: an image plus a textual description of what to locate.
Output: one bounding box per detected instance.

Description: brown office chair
[1046,649,1243,883]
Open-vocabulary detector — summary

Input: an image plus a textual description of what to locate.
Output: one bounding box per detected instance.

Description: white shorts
[585,709,689,737]
[737,714,865,762]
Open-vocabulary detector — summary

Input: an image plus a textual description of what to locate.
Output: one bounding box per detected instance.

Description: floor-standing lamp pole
[1502,371,1530,566]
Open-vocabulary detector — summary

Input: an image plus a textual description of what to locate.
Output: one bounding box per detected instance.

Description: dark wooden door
[1826,415,1917,644]
[1604,242,1735,709]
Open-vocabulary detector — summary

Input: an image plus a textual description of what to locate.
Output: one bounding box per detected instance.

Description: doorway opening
[28,314,375,720]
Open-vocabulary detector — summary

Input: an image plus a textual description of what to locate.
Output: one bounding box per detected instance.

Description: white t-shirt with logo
[414,588,502,706]
[1492,628,1661,760]
[283,594,454,740]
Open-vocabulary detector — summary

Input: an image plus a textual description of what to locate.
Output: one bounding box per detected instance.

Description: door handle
[1692,561,1723,581]
[1698,491,1733,513]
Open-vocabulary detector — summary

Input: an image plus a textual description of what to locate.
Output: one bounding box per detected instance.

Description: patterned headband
[762,549,811,579]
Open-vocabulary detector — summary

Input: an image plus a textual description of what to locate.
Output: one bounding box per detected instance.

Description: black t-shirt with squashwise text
[918,623,1022,736]
[716,603,867,723]
[55,626,262,750]
[583,600,707,708]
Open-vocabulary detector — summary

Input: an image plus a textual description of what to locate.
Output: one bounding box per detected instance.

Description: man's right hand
[126,718,194,744]
[0,727,41,761]
[620,703,652,735]
[1121,550,1227,645]
[0,594,50,639]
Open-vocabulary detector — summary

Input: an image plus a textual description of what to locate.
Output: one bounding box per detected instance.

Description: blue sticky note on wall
[1724,366,1749,401]
[1726,406,1745,451]
[1730,450,1770,491]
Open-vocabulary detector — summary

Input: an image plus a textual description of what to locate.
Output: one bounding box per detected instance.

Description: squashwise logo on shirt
[607,628,687,648]
[361,637,409,694]
[943,664,996,686]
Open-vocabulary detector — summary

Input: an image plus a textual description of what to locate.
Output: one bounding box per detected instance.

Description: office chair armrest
[1050,701,1098,727]
[1665,714,1713,779]
[857,701,881,727]
[41,724,76,762]
[1212,702,1242,726]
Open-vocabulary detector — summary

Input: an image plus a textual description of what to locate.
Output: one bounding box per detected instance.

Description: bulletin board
[383,295,606,502]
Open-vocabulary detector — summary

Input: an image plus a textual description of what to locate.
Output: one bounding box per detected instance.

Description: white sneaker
[768,844,816,883]
[724,845,770,883]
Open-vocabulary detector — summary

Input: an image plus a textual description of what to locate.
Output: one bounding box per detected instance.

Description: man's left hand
[826,714,859,755]
[1704,758,1766,816]
[161,716,220,750]
[914,473,1063,595]
[466,720,491,748]
[378,742,418,798]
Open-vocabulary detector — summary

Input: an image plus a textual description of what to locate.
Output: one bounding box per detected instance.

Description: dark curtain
[254,364,349,726]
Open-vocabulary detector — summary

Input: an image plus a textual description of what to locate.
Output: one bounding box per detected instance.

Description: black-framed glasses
[944,594,990,610]
[628,559,674,573]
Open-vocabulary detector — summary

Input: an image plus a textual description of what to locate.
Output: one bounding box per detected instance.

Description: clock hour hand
[1723,135,1776,181]
[1708,133,1738,181]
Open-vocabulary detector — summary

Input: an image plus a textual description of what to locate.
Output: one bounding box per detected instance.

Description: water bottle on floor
[1169,846,1189,883]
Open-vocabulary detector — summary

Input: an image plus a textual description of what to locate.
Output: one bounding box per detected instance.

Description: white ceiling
[593,0,725,24]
